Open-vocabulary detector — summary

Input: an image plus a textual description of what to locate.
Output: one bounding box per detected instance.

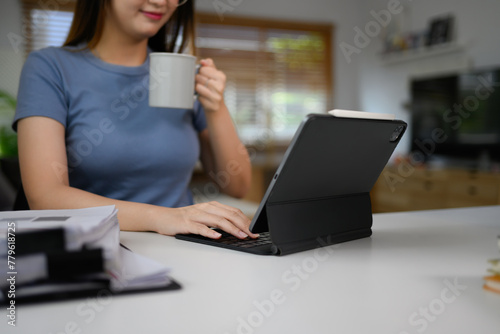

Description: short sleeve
[192,100,207,132]
[13,48,68,131]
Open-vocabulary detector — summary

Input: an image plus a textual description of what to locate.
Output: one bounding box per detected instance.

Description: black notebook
[176,110,407,255]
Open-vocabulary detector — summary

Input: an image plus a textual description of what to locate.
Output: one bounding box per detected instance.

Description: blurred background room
[1,0,500,214]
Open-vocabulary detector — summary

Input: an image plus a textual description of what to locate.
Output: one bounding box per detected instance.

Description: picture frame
[427,15,454,46]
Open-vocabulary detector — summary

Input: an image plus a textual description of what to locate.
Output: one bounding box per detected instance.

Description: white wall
[353,0,500,157]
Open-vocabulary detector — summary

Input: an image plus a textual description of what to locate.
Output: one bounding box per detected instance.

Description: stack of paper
[0,206,179,304]
[110,246,173,292]
[483,235,500,294]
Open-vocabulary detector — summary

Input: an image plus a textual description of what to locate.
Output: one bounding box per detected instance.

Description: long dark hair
[63,0,195,53]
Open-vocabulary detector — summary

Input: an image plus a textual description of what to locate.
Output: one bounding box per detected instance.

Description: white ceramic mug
[149,53,197,109]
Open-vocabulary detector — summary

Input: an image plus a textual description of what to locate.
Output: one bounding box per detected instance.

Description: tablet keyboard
[175,230,276,255]
[215,230,272,248]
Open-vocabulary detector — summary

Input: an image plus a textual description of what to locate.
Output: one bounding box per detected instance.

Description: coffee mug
[149,53,197,109]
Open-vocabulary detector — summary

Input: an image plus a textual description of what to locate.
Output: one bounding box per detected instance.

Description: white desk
[4,206,500,334]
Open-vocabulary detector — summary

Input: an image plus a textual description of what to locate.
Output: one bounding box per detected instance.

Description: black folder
[1,244,181,305]
[1,224,181,305]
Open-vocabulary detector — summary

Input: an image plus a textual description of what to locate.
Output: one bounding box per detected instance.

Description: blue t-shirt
[14,46,207,207]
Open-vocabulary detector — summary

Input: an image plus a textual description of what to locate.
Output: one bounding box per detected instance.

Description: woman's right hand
[153,201,259,240]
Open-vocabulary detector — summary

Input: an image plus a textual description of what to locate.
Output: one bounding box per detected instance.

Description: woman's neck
[92,34,149,67]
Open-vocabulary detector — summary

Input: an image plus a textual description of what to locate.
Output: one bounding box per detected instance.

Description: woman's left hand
[195,58,226,113]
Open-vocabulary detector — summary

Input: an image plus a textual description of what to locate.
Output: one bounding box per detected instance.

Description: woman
[14,0,258,240]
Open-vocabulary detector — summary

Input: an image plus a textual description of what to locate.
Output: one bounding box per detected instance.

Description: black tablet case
[248,113,407,255]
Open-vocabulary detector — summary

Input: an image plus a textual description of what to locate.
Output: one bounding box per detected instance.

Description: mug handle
[194,64,201,99]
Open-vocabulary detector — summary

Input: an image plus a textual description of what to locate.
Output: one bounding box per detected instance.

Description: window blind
[21,0,75,56]
[196,15,333,144]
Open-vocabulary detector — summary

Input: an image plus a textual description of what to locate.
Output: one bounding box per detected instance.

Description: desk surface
[4,206,500,334]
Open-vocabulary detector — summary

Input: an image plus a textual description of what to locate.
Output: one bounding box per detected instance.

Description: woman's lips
[142,11,163,20]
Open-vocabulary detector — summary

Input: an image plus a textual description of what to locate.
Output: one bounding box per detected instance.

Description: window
[21,0,75,56]
[196,14,333,144]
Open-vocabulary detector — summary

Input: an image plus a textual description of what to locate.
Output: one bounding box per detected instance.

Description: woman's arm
[195,58,252,198]
[17,116,257,239]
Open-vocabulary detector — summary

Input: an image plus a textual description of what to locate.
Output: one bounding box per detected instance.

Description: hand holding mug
[195,58,227,113]
[149,54,227,112]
